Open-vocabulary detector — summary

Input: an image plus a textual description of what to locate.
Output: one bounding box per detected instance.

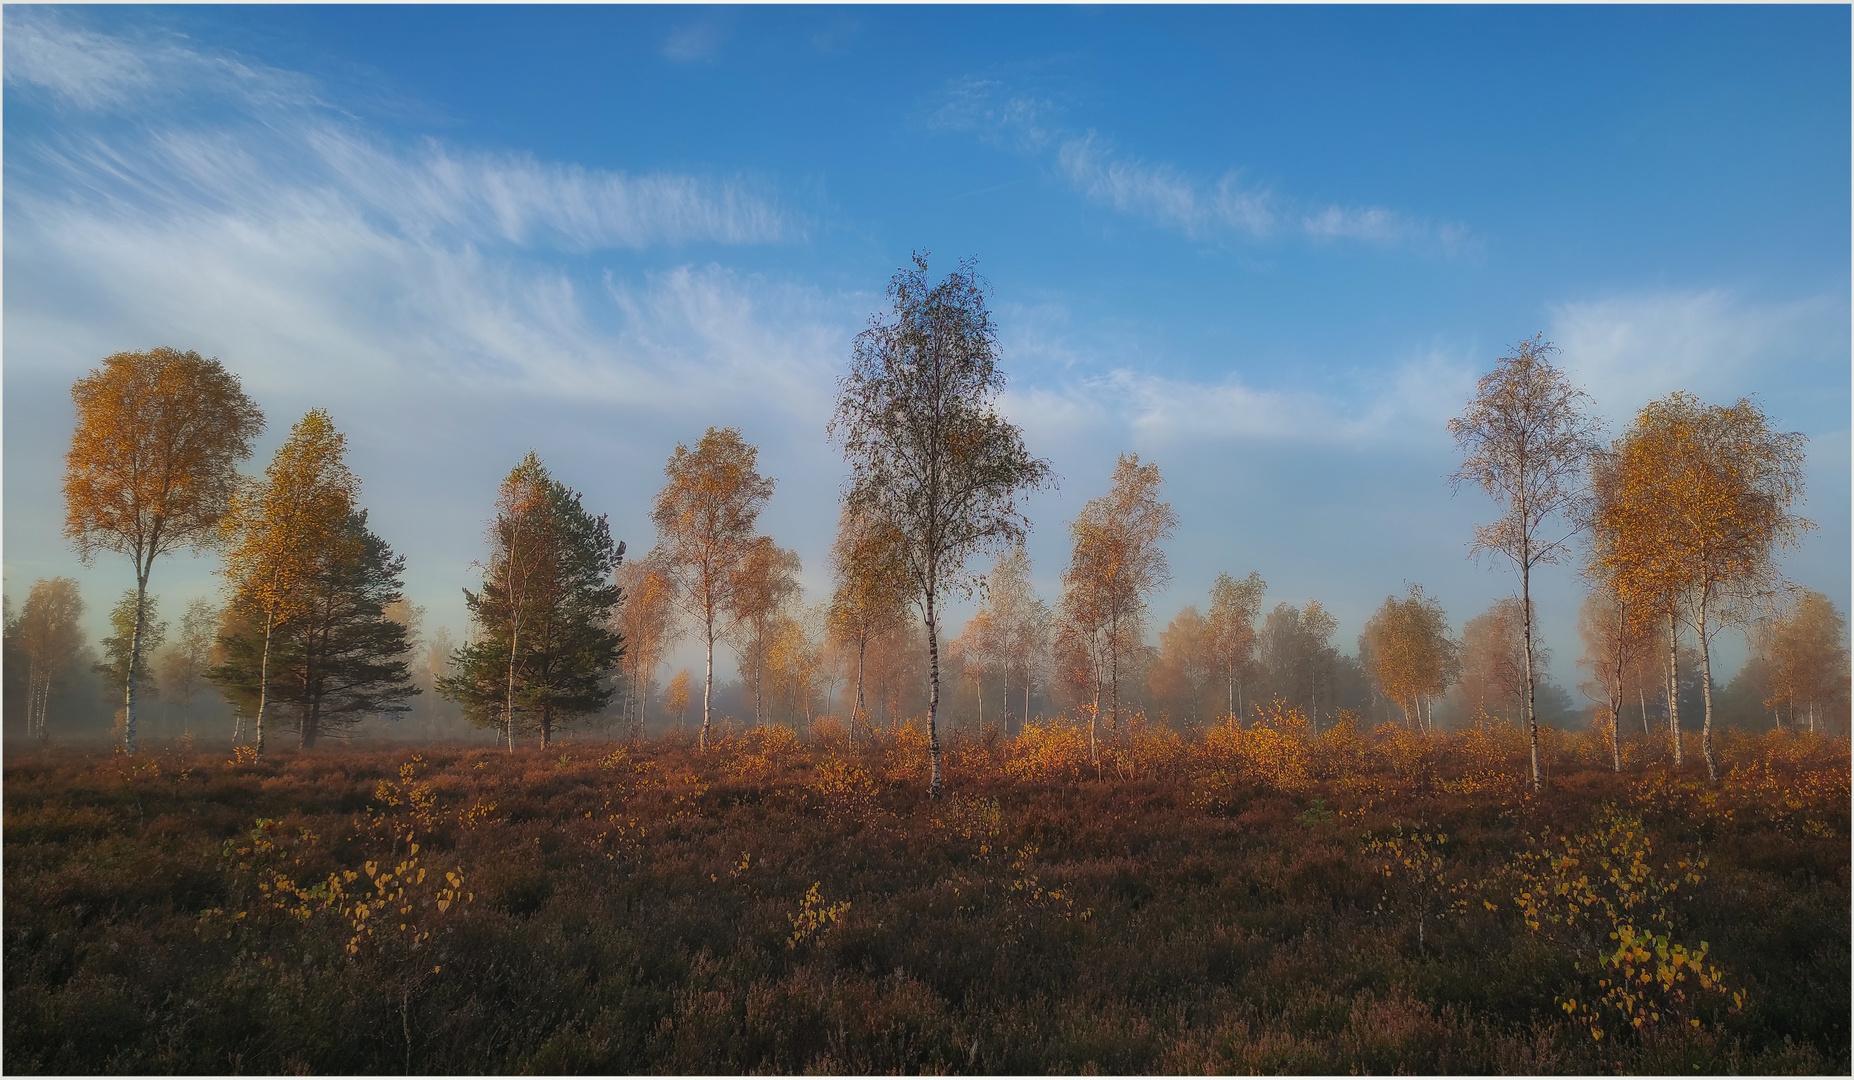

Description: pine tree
[212,510,419,747]
[439,453,625,749]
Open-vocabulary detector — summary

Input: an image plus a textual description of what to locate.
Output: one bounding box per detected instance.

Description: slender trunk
[1610,597,1626,773]
[853,629,867,748]
[1640,686,1649,737]
[1667,607,1682,767]
[124,570,151,755]
[1109,624,1120,733]
[1023,677,1030,733]
[926,594,943,799]
[540,705,551,749]
[700,613,714,752]
[753,633,764,726]
[255,609,275,759]
[1808,703,1816,736]
[1090,645,1102,766]
[1522,560,1541,792]
[504,612,520,754]
[1697,591,1718,782]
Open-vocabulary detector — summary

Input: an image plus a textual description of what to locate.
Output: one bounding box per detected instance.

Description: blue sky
[5,5,1848,694]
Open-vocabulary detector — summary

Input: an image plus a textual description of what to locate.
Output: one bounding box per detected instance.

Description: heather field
[4,718,1847,1075]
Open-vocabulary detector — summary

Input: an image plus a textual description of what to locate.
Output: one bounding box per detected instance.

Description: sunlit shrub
[1004,719,1092,783]
[810,755,880,821]
[882,716,932,782]
[1361,824,1470,952]
[1509,805,1737,1041]
[786,882,850,949]
[724,723,803,780]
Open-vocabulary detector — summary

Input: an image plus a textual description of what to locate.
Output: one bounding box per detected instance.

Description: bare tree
[64,347,264,753]
[649,427,775,751]
[1449,335,1603,790]
[830,253,1052,797]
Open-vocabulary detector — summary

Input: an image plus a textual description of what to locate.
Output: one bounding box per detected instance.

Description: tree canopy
[441,453,625,749]
[64,346,264,752]
[832,253,1052,795]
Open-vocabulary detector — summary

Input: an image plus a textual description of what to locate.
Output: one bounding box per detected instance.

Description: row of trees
[38,267,1848,794]
[1450,338,1819,786]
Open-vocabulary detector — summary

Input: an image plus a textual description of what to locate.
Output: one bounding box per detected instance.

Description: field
[5,717,1848,1074]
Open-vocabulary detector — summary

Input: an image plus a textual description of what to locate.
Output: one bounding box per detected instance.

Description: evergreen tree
[211,510,419,747]
[439,453,625,748]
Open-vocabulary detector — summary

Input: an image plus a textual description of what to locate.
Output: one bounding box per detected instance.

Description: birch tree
[64,347,264,753]
[826,508,909,746]
[1206,571,1266,720]
[650,427,774,751]
[1060,454,1177,760]
[830,253,1052,797]
[16,578,87,744]
[1596,393,1811,778]
[1359,584,1459,732]
[217,410,357,758]
[728,539,802,726]
[1449,335,1602,790]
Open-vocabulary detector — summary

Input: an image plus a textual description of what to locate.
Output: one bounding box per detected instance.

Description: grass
[4,717,1847,1074]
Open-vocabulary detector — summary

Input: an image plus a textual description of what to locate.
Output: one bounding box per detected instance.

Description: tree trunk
[853,630,868,748]
[255,608,275,759]
[1090,655,1102,767]
[1109,625,1120,733]
[926,595,943,799]
[1666,607,1681,767]
[1610,597,1626,773]
[124,570,151,756]
[1697,591,1718,782]
[540,705,552,749]
[700,613,714,752]
[1521,560,1541,792]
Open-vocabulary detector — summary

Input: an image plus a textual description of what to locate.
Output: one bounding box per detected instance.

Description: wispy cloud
[1548,290,1848,422]
[7,10,795,254]
[1057,134,1278,239]
[661,21,721,63]
[934,75,1475,256]
[5,7,320,112]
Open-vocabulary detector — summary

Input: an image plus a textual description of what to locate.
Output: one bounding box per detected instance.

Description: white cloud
[4,7,320,113]
[1056,134,1279,240]
[308,130,795,250]
[935,76,1471,255]
[1548,290,1847,421]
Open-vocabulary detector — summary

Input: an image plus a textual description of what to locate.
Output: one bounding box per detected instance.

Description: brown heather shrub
[4,721,1847,1074]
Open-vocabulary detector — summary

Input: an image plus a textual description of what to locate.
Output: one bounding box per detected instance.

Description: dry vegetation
[5,716,1846,1075]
